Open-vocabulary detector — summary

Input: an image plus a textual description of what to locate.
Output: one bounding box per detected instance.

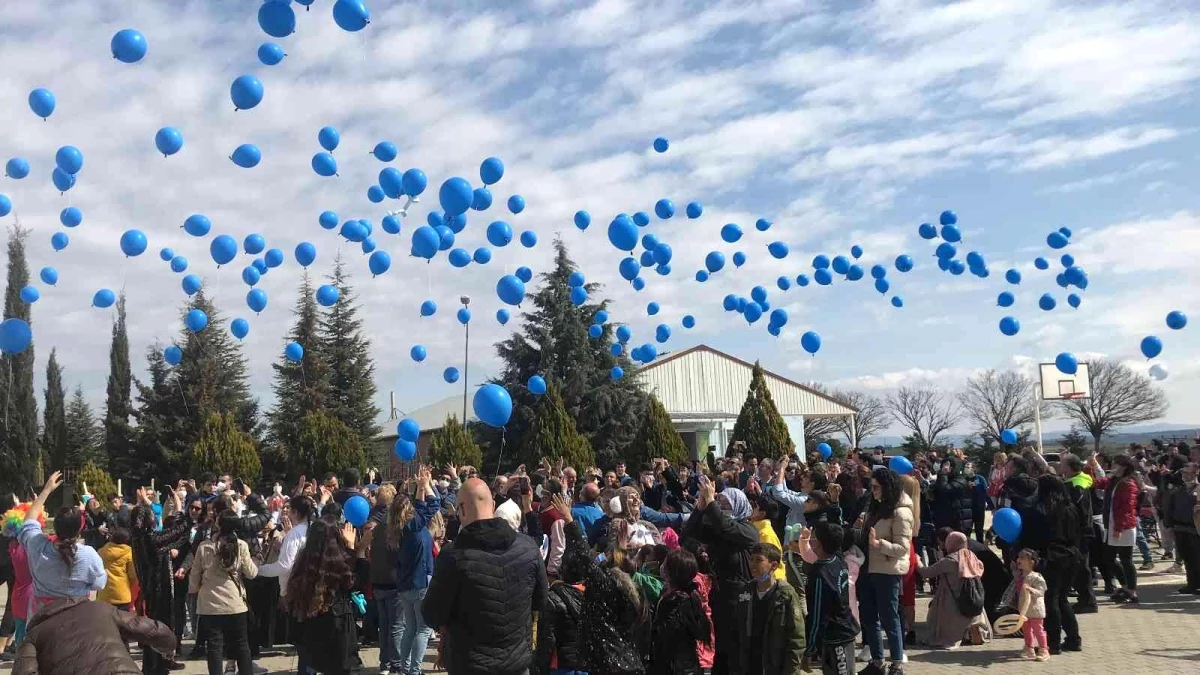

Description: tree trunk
[1093,433,1101,455]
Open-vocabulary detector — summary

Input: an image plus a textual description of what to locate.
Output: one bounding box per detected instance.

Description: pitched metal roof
[637,344,857,418]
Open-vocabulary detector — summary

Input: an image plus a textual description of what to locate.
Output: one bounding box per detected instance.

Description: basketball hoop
[1061,392,1085,400]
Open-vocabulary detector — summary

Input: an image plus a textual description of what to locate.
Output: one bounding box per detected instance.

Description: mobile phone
[232,479,245,494]
[270,511,281,527]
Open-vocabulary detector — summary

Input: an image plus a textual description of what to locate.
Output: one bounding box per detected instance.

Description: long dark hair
[285,517,355,619]
[53,506,82,573]
[215,511,241,574]
[661,549,712,646]
[1037,474,1079,543]
[868,468,903,520]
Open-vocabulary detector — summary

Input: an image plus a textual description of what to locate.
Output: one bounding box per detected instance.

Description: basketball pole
[1033,379,1044,454]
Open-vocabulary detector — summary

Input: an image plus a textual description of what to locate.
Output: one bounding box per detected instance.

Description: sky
[1,0,1199,442]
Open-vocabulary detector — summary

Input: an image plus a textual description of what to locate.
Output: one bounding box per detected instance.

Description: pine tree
[41,349,68,471]
[628,394,688,467]
[189,412,261,485]
[104,294,136,477]
[0,224,39,493]
[1060,429,1090,455]
[428,415,484,469]
[267,272,330,467]
[75,460,117,502]
[319,258,380,447]
[130,345,188,483]
[521,383,595,471]
[65,385,102,468]
[730,362,792,460]
[290,409,366,480]
[493,238,645,470]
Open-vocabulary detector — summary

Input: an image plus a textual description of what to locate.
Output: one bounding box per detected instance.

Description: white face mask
[273,485,283,495]
[176,490,187,502]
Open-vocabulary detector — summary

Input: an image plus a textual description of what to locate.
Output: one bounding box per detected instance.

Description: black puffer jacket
[681,501,757,674]
[16,597,176,675]
[928,463,974,534]
[649,589,711,675]
[422,517,548,675]
[534,582,586,675]
[563,520,646,675]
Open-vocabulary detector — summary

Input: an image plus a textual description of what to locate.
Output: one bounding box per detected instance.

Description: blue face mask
[756,570,774,583]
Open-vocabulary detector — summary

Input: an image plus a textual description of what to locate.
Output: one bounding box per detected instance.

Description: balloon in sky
[0,195,10,218]
[312,152,337,176]
[209,235,238,266]
[941,225,961,243]
[686,202,703,219]
[1034,257,1049,270]
[655,199,674,219]
[1166,311,1187,330]
[653,243,672,266]
[416,300,436,318]
[472,188,494,211]
[285,341,304,362]
[243,234,266,255]
[1038,293,1056,311]
[5,158,30,180]
[504,195,525,215]
[438,177,473,217]
[155,127,184,156]
[333,0,371,32]
[443,367,460,383]
[110,28,148,63]
[40,267,58,286]
[800,331,821,355]
[230,75,264,110]
[55,146,83,175]
[527,375,547,396]
[497,275,526,306]
[768,242,789,259]
[258,0,296,37]
[398,418,420,443]
[18,286,38,304]
[1047,231,1069,249]
[705,251,725,273]
[993,508,1022,543]
[400,169,427,197]
[646,301,660,316]
[939,210,957,226]
[485,220,513,247]
[59,207,81,227]
[367,185,385,203]
[241,266,261,287]
[28,88,55,119]
[1054,352,1078,375]
[410,345,427,362]
[474,384,513,427]
[777,276,791,291]
[830,255,849,275]
[246,289,269,313]
[231,144,261,168]
[935,242,956,260]
[608,215,638,251]
[473,247,492,264]
[1140,336,1163,359]
[653,137,669,153]
[874,278,890,294]
[514,266,533,284]
[695,270,709,282]
[316,284,339,307]
[367,251,391,276]
[1004,268,1021,285]
[1066,293,1081,309]
[410,226,439,260]
[371,141,397,162]
[895,255,913,273]
[265,248,284,268]
[814,268,832,286]
[448,248,471,268]
[119,230,147,257]
[161,248,175,262]
[185,308,208,332]
[230,318,250,340]
[1000,428,1018,446]
[574,210,591,230]
[170,256,188,273]
[51,167,76,193]
[295,242,317,267]
[317,127,340,154]
[51,232,69,251]
[258,42,286,66]
[520,230,537,248]
[997,291,1014,307]
[380,215,400,235]
[496,309,510,325]
[163,345,182,366]
[184,214,211,237]
[394,440,416,462]
[720,224,742,243]
[480,157,504,185]
[999,316,1020,336]
[918,223,937,239]
[891,296,904,308]
[1061,254,1075,268]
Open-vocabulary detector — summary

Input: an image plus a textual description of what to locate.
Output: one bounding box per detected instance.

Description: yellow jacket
[752,519,787,581]
[97,542,138,606]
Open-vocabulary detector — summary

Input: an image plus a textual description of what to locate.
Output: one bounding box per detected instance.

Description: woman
[987,453,1007,505]
[650,549,712,675]
[285,517,360,675]
[1024,475,1081,653]
[19,472,107,611]
[1093,454,1140,604]
[613,486,662,551]
[858,468,913,675]
[370,486,404,675]
[189,512,259,675]
[1,502,34,650]
[534,515,588,675]
[394,467,441,675]
[916,531,990,648]
[899,475,923,646]
[130,487,190,675]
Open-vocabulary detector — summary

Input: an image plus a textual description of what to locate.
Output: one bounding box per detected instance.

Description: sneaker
[1021,647,1036,660]
[1110,588,1129,601]
[1161,550,1174,560]
[856,646,873,664]
[858,662,886,675]
[1036,648,1049,662]
[224,662,236,674]
[252,663,269,675]
[166,662,186,672]
[886,662,905,675]
[1168,563,1184,575]
[1139,561,1155,571]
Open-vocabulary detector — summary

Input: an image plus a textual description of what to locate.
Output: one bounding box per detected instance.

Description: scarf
[945,531,983,578]
[718,487,751,521]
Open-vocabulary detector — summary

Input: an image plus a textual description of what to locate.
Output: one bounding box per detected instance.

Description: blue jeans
[376,588,404,671]
[1136,523,1153,564]
[398,587,432,675]
[858,573,904,663]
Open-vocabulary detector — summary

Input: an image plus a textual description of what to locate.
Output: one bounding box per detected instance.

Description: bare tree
[1056,359,1168,453]
[959,370,1049,443]
[803,416,842,443]
[887,386,960,452]
[832,390,889,447]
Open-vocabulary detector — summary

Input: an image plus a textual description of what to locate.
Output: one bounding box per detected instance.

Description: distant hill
[861,425,1200,450]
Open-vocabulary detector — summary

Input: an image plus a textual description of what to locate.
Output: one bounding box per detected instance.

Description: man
[1059,453,1097,613]
[423,478,547,675]
[740,455,758,490]
[614,461,635,488]
[258,496,313,672]
[769,456,816,529]
[333,468,362,505]
[571,482,605,547]
[561,466,577,496]
[1166,463,1200,594]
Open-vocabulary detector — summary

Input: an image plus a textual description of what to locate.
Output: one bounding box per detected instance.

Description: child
[97,528,139,611]
[2,503,36,650]
[1017,549,1048,662]
[749,494,787,581]
[803,522,861,675]
[649,549,712,675]
[737,543,806,675]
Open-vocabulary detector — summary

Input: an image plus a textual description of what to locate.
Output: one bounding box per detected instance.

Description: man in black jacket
[423,478,547,675]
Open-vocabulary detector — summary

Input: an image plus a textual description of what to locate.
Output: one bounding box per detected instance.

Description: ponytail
[52,506,83,575]
[215,511,240,574]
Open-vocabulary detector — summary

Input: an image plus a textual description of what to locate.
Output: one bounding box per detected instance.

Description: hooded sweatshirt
[97,542,139,606]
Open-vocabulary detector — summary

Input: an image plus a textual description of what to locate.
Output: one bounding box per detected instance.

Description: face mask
[273,485,283,495]
[756,570,774,583]
[176,490,187,502]
[216,481,227,492]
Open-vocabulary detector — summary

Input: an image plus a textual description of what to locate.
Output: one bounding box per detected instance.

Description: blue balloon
[796,274,809,287]
[993,508,1022,543]
[633,212,650,227]
[1059,226,1073,238]
[473,384,513,427]
[496,309,510,325]
[286,341,304,362]
[1038,293,1056,311]
[1061,254,1075,268]
[398,418,420,443]
[801,331,821,355]
[895,255,914,272]
[0,194,10,217]
[170,256,188,273]
[480,157,505,185]
[372,141,398,162]
[247,288,269,313]
[119,230,147,257]
[239,234,264,256]
[769,308,788,327]
[1034,257,1049,270]
[480,220,512,247]
[593,310,609,325]
[647,302,660,316]
[705,251,725,273]
[258,42,286,66]
[332,0,371,31]
[183,214,211,237]
[941,225,961,243]
[695,270,709,282]
[0,319,31,356]
[51,167,76,193]
[230,318,250,340]
[258,1,296,37]
[508,195,526,214]
[410,344,428,363]
[159,248,174,262]
[1055,352,1078,375]
[1141,336,1163,359]
[570,286,588,306]
[965,251,984,269]
[891,296,904,308]
[1166,310,1187,330]
[722,295,738,312]
[316,285,339,307]
[312,152,337,177]
[19,286,38,304]
[607,215,638,251]
[616,325,632,343]
[653,137,669,153]
[446,213,467,234]
[574,210,591,230]
[252,259,266,274]
[519,230,538,248]
[814,269,832,286]
[473,247,492,265]
[731,251,746,268]
[293,242,317,268]
[948,260,965,276]
[367,250,391,276]
[435,177,472,217]
[402,169,427,197]
[1068,293,1082,309]
[611,366,625,381]
[242,266,261,286]
[366,185,385,203]
[394,440,417,462]
[443,367,461,383]
[341,494,370,527]
[939,210,958,226]
[380,215,401,235]
[720,223,743,243]
[686,201,704,219]
[874,278,890,294]
[1064,266,1086,287]
[999,316,1020,336]
[817,443,832,460]
[750,286,768,304]
[567,271,586,288]
[51,232,69,251]
[231,144,261,168]
[918,223,937,239]
[265,248,284,268]
[230,75,264,110]
[4,158,30,180]
[164,345,182,366]
[810,255,829,269]
[640,251,655,268]
[935,242,956,260]
[997,291,1015,307]
[55,146,83,175]
[40,267,58,286]
[448,248,471,268]
[27,88,55,119]
[777,276,792,291]
[682,315,695,329]
[497,275,526,306]
[611,343,623,356]
[210,235,238,266]
[655,199,675,219]
[1000,428,1018,446]
[155,127,184,156]
[185,308,208,332]
[768,242,789,259]
[432,225,454,251]
[656,324,672,343]
[317,126,340,153]
[830,255,849,275]
[110,28,148,63]
[889,456,914,475]
[1047,231,1069,249]
[470,187,493,211]
[410,226,440,260]
[182,274,203,296]
[641,234,660,251]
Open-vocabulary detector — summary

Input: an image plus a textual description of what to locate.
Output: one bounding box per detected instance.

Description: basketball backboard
[1039,362,1091,400]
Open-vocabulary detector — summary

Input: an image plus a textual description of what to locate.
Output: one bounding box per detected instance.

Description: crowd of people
[0,440,1198,675]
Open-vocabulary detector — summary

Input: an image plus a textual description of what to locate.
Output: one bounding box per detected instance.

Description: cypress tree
[730,361,792,459]
[628,394,688,467]
[41,349,68,471]
[493,238,644,470]
[521,383,595,471]
[189,412,261,485]
[75,460,117,503]
[0,224,39,493]
[428,415,484,469]
[65,385,102,468]
[267,272,330,463]
[319,257,380,446]
[104,294,136,477]
[289,409,365,480]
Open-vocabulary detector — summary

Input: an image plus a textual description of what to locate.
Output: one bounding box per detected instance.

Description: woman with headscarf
[610,486,663,551]
[130,488,191,674]
[916,531,990,648]
[680,480,757,675]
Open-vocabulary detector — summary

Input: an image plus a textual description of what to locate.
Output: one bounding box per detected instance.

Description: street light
[461,295,471,423]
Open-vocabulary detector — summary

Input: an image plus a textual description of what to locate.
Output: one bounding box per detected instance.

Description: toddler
[1017,549,1048,662]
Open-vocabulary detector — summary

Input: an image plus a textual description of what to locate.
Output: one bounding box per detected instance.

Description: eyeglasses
[189,505,203,511]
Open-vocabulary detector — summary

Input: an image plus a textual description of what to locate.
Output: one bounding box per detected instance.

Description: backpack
[951,575,985,617]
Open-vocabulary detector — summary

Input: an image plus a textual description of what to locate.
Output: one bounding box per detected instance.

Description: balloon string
[175,377,190,416]
[3,359,11,430]
[495,427,506,476]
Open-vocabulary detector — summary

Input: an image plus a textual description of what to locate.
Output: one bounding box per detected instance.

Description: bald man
[570,482,605,546]
[422,478,547,675]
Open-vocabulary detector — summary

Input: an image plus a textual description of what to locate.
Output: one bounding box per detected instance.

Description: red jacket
[1095,476,1139,533]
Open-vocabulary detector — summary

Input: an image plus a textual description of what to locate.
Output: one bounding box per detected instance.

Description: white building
[638,344,858,458]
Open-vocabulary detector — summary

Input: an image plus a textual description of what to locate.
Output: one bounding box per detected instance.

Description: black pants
[199,613,253,675]
[1104,543,1137,591]
[972,511,986,543]
[172,579,189,651]
[1176,529,1200,590]
[1071,541,1096,607]
[1043,558,1078,649]
[247,577,279,652]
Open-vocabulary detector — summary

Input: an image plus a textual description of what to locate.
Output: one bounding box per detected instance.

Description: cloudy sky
[2,0,1198,441]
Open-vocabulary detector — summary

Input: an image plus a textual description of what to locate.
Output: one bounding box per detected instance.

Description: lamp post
[461,295,471,423]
